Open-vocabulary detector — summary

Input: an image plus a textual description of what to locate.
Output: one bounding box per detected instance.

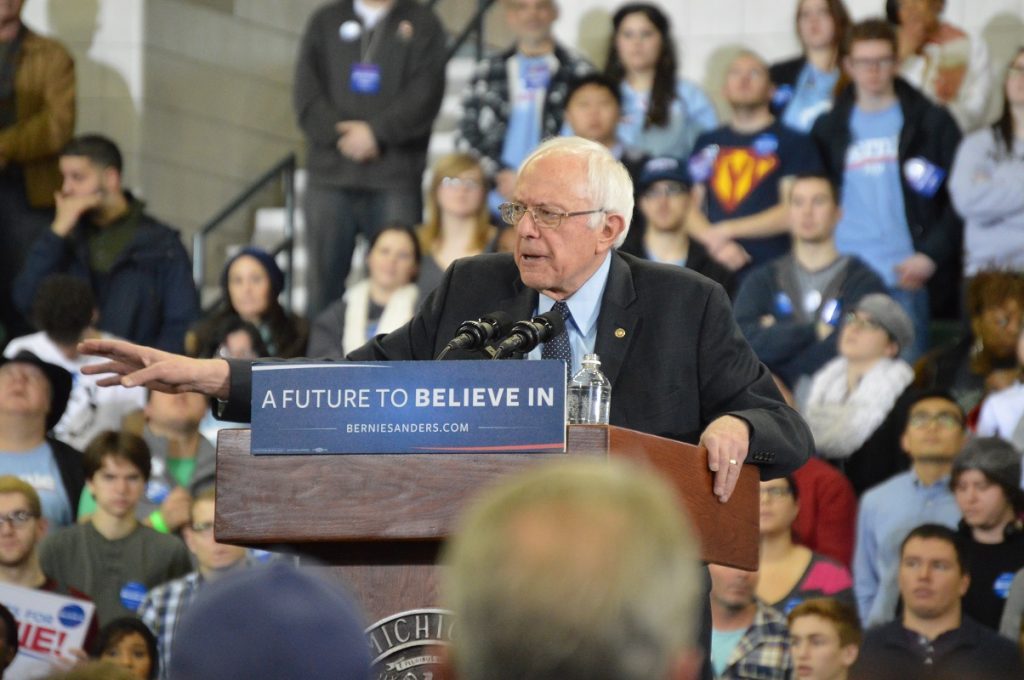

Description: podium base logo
[367,609,454,680]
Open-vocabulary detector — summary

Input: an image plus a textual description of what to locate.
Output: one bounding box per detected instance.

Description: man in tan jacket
[0,0,75,339]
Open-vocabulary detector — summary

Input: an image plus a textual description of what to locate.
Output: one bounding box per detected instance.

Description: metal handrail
[446,0,498,62]
[192,154,296,310]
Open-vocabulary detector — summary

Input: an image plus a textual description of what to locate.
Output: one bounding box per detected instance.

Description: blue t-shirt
[689,121,823,267]
[617,79,718,158]
[835,104,913,288]
[0,442,73,527]
[499,54,552,170]
[711,627,747,676]
[491,54,553,213]
[781,63,838,133]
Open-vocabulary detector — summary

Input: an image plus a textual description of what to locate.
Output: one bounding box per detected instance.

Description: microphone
[492,310,566,360]
[435,311,514,359]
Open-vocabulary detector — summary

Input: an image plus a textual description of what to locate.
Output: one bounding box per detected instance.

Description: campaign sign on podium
[251,360,567,454]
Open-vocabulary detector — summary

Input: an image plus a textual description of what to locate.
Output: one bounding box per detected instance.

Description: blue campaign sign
[250,361,566,454]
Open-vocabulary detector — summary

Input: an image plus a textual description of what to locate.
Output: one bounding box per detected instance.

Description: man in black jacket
[295,0,447,315]
[11,135,198,353]
[82,136,814,680]
[851,524,1023,680]
[810,18,962,360]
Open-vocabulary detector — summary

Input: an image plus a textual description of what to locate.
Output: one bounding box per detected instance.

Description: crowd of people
[1,0,1024,677]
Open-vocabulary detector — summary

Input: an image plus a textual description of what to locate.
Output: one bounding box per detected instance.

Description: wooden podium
[215,424,758,623]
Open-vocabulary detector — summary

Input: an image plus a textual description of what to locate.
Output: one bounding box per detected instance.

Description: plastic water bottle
[567,353,611,425]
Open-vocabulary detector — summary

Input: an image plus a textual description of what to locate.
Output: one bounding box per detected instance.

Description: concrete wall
[20,0,1024,247]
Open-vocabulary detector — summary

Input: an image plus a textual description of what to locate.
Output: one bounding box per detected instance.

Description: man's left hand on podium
[700,415,750,504]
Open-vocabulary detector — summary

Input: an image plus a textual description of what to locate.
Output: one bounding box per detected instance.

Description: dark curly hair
[92,617,159,680]
[32,274,96,346]
[604,3,677,129]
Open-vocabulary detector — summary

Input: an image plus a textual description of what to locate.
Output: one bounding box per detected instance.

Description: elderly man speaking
[82,136,810,678]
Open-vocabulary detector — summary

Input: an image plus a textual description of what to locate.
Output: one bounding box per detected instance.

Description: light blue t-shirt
[781,63,838,133]
[617,79,718,158]
[1,442,73,527]
[491,54,554,213]
[835,104,913,287]
[499,54,552,170]
[711,627,748,676]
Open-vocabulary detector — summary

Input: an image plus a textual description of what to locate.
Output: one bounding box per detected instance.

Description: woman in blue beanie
[187,247,308,358]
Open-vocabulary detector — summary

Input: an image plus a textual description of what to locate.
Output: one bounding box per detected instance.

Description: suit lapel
[594,253,639,387]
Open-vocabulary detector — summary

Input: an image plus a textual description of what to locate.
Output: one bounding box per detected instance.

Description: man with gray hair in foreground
[442,459,704,680]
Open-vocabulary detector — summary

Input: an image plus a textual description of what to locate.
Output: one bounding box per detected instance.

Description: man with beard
[12,135,197,353]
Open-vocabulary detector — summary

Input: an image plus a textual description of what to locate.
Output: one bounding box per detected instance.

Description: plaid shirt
[455,43,593,177]
[137,571,203,680]
[718,603,793,679]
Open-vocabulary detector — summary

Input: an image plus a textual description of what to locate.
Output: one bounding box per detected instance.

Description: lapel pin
[614,328,626,338]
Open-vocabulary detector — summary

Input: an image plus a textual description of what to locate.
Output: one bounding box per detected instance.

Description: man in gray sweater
[294,0,447,315]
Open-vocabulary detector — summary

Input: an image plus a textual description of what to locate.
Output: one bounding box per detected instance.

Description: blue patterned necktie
[541,300,573,384]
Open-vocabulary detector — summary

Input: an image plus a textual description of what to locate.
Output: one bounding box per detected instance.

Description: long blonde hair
[419,153,492,254]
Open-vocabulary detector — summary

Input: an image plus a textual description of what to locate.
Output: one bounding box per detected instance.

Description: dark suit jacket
[222,251,810,479]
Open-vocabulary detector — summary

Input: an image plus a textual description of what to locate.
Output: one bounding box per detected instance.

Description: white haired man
[83,135,812,680]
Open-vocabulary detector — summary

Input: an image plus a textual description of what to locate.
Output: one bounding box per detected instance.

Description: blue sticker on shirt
[350,63,381,94]
[903,157,946,197]
[774,292,794,316]
[820,299,842,325]
[58,604,86,628]
[772,84,794,109]
[752,133,779,156]
[687,144,719,183]
[995,572,1015,600]
[781,597,803,615]
[120,581,148,611]
[146,479,170,505]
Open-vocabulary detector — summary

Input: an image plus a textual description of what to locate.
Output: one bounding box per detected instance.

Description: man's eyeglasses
[440,176,482,190]
[499,202,606,230]
[907,412,963,429]
[0,510,38,528]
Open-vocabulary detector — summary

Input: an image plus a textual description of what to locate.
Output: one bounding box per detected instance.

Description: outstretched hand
[79,338,231,399]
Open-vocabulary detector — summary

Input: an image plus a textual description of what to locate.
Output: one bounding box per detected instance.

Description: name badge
[350,63,381,94]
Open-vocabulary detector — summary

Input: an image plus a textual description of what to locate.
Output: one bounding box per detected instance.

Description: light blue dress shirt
[853,469,961,627]
[526,251,612,378]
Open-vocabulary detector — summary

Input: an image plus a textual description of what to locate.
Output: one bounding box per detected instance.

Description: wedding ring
[729,459,738,465]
